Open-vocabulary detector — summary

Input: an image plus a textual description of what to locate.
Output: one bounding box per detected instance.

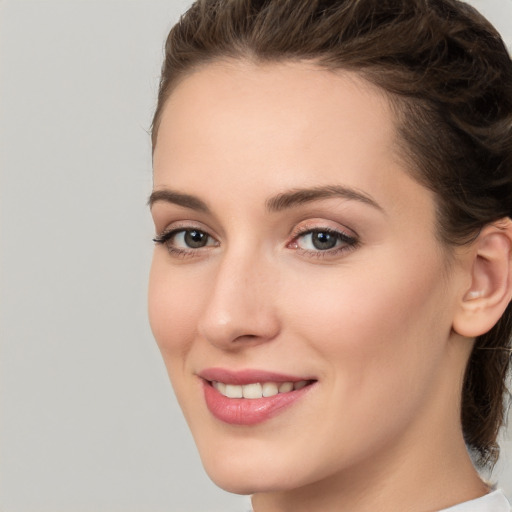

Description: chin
[206,472,260,496]
[196,438,322,496]
[197,445,277,494]
[203,464,298,496]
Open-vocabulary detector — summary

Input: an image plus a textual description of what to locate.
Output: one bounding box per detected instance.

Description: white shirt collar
[438,490,511,511]
[246,489,511,512]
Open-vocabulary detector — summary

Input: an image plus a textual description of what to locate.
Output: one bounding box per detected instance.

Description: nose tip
[197,258,280,350]
[201,310,279,347]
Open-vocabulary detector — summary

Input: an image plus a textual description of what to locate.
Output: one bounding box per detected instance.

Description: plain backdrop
[0,1,511,511]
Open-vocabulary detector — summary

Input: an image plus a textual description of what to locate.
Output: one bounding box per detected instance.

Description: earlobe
[453,218,512,338]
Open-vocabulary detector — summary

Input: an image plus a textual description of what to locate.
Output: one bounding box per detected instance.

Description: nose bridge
[198,245,279,348]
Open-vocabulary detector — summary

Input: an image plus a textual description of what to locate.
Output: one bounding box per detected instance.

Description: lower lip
[202,381,314,426]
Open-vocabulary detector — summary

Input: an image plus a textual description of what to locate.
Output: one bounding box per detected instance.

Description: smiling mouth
[202,375,317,425]
[209,380,315,399]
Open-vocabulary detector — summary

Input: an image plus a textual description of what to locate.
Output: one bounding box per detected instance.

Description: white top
[247,489,511,512]
[439,490,511,511]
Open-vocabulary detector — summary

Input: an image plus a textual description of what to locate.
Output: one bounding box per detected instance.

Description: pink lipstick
[199,368,316,426]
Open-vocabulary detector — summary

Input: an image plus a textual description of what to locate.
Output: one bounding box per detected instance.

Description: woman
[147,0,512,510]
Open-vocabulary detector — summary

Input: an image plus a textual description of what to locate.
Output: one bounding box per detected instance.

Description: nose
[197,251,281,350]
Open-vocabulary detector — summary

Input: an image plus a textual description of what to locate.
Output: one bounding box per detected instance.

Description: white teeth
[278,382,294,393]
[213,381,226,394]
[212,380,310,399]
[225,384,243,398]
[242,383,263,399]
[262,382,279,397]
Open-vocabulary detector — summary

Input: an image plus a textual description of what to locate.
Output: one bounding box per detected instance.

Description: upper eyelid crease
[294,228,358,244]
[154,226,212,240]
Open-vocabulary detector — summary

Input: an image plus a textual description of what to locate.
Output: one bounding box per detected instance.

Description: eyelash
[153,226,359,259]
[289,227,359,258]
[152,228,218,259]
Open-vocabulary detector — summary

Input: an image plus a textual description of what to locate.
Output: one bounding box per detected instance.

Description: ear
[453,218,512,338]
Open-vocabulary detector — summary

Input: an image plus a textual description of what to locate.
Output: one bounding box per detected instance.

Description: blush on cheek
[287,253,448,372]
[148,271,199,357]
[149,299,197,353]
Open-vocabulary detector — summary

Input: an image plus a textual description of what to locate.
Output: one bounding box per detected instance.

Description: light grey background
[0,1,510,511]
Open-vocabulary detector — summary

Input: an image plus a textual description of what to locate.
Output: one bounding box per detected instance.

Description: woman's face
[149,61,468,495]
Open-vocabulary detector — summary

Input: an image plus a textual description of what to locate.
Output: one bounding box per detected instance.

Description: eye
[153,228,218,256]
[298,230,341,251]
[174,229,212,249]
[290,227,358,257]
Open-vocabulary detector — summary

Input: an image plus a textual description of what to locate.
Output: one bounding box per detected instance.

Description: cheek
[148,256,201,359]
[148,256,208,423]
[282,250,452,403]
[270,256,453,473]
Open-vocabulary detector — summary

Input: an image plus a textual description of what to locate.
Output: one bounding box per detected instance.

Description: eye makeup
[288,227,359,259]
[153,227,219,258]
[153,219,360,262]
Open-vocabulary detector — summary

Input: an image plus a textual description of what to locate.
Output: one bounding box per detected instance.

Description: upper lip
[198,367,316,385]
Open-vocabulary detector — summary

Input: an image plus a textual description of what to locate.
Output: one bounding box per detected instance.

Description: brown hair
[152,0,512,467]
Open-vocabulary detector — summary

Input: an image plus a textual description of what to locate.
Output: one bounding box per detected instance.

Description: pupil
[185,230,207,248]
[312,231,337,250]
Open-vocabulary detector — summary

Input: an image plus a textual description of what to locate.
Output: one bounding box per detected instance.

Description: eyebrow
[265,185,383,213]
[148,189,210,213]
[148,184,383,214]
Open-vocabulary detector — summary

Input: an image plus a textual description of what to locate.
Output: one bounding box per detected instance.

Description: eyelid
[153,227,216,245]
[154,219,209,235]
[153,217,222,243]
[153,222,220,258]
[289,219,358,240]
[287,220,359,258]
[152,219,359,259]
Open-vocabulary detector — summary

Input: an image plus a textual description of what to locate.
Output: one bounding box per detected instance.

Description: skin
[148,61,489,512]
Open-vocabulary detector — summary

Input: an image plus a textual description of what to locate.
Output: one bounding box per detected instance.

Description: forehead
[155,62,396,174]
[152,60,434,225]
[155,60,396,146]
